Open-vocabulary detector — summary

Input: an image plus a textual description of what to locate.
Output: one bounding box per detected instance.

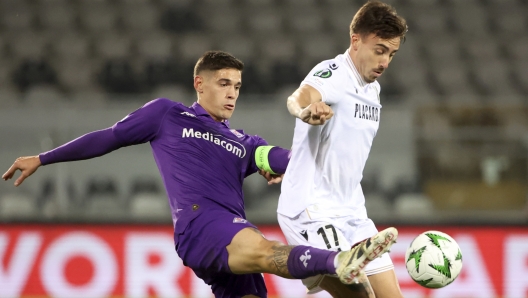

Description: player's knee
[255,239,292,272]
[248,237,278,268]
[241,237,284,272]
[228,229,284,272]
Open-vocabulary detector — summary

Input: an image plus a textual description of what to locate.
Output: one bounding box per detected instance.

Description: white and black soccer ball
[405,230,463,289]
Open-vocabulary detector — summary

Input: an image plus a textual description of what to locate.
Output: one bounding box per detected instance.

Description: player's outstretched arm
[2,128,122,187]
[2,156,41,187]
[2,99,171,187]
[287,85,334,125]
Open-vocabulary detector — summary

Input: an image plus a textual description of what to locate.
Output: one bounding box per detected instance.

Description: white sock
[333,252,341,269]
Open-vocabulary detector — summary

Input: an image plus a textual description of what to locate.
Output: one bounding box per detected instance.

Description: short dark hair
[193,51,244,76]
[350,0,407,41]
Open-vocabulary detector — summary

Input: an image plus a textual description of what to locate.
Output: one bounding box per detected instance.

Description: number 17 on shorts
[278,213,352,252]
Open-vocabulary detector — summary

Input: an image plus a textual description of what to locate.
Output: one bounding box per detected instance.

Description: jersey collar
[344,49,368,88]
[191,102,230,127]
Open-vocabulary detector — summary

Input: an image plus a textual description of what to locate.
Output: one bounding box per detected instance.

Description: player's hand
[2,155,42,187]
[299,102,334,125]
[258,170,284,185]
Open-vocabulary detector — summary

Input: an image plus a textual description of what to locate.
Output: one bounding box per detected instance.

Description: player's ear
[194,75,204,93]
[351,34,360,51]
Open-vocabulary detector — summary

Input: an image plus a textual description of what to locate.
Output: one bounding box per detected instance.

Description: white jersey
[278,50,382,219]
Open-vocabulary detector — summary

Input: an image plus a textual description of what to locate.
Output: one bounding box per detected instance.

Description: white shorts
[278,210,394,294]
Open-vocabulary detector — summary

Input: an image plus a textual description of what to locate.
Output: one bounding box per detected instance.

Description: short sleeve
[301,60,345,105]
[112,98,175,145]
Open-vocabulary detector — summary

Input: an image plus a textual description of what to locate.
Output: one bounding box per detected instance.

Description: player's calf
[227,228,339,278]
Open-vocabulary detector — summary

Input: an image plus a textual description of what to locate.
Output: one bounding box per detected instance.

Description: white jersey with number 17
[278,50,382,220]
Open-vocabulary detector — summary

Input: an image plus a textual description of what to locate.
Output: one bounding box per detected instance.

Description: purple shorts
[176,209,267,298]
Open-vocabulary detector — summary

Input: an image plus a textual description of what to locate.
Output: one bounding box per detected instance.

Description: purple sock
[287,246,338,279]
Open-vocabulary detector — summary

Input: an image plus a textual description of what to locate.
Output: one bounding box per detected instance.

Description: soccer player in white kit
[277,1,408,297]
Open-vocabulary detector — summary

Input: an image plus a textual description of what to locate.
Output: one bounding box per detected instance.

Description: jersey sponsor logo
[329,63,339,70]
[300,230,309,241]
[182,128,247,158]
[180,111,196,117]
[313,69,332,78]
[230,129,244,138]
[300,249,311,267]
[233,217,247,223]
[354,103,380,122]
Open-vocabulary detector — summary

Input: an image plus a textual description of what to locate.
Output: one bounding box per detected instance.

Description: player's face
[352,33,400,83]
[195,68,242,122]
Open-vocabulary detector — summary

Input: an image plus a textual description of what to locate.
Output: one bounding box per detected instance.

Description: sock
[334,252,340,269]
[286,246,339,279]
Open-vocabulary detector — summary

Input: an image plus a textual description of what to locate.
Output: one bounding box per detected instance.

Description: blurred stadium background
[1,0,528,297]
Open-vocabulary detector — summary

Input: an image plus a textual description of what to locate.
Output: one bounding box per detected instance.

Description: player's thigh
[226,227,283,274]
[318,275,375,298]
[176,212,268,297]
[368,269,403,298]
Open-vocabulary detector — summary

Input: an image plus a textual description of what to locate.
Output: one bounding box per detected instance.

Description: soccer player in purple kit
[3,51,397,298]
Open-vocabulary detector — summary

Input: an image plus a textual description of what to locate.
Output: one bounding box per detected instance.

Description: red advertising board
[1,224,528,298]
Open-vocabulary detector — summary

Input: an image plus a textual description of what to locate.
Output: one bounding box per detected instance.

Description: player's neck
[196,100,227,122]
[346,48,368,87]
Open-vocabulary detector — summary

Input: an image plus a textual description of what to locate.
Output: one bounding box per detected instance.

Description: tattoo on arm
[267,244,294,279]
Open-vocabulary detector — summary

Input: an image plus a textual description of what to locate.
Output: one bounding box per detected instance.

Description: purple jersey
[37,98,289,296]
[110,99,268,239]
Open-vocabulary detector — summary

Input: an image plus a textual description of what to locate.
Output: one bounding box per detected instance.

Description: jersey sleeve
[39,128,123,165]
[263,146,291,174]
[301,60,345,105]
[245,135,269,177]
[112,98,174,146]
[38,98,176,165]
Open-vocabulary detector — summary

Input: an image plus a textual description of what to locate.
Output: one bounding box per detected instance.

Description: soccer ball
[405,230,463,288]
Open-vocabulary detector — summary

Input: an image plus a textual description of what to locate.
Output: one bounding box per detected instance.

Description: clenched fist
[298,102,334,125]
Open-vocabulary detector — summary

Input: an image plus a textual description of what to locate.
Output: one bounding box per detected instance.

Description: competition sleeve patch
[313,68,333,78]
